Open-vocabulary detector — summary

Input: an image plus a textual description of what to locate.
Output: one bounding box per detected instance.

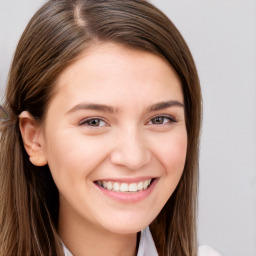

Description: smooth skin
[19,43,187,256]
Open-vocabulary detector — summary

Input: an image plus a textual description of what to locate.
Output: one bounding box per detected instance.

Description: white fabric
[137,227,159,256]
[199,245,222,256]
[62,227,221,256]
[62,242,73,256]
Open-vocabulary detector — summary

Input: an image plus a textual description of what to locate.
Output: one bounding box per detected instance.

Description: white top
[62,227,221,256]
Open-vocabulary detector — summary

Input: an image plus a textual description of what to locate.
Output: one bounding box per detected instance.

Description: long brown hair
[0,1,201,255]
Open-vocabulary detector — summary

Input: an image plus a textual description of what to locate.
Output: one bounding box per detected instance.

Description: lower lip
[95,179,158,203]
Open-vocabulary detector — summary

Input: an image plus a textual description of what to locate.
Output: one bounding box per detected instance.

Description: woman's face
[40,43,187,234]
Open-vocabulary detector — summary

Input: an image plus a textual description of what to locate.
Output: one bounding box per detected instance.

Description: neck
[58,201,137,256]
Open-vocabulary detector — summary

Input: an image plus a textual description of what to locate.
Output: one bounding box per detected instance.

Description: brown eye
[148,115,176,125]
[79,118,107,127]
[87,119,101,126]
[151,117,165,124]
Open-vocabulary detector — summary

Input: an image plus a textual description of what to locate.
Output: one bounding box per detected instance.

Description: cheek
[153,130,187,207]
[154,130,187,175]
[43,131,108,184]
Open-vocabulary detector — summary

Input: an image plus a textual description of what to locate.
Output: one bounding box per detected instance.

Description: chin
[104,224,146,235]
[98,213,155,235]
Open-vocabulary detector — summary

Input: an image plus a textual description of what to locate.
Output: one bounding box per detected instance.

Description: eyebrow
[66,100,184,115]
[147,100,184,112]
[66,103,118,115]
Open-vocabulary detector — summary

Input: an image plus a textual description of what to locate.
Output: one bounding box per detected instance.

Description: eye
[79,118,108,127]
[147,115,176,125]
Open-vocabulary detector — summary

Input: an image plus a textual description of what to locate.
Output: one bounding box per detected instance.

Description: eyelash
[79,115,176,127]
[79,117,108,127]
[146,115,177,125]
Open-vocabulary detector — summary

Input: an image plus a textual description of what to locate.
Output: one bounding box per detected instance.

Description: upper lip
[94,176,157,183]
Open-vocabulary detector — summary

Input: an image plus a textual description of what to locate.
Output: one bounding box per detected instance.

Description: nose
[110,129,151,170]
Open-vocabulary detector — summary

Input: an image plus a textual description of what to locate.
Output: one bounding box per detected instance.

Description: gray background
[0,1,255,255]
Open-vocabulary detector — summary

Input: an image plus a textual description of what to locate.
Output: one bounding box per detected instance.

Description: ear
[19,111,48,166]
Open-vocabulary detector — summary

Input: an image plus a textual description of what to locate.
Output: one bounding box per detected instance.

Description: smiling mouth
[95,178,154,193]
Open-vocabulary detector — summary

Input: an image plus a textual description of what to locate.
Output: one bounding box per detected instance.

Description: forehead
[50,42,183,109]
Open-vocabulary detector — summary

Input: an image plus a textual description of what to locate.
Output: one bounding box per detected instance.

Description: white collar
[62,227,221,256]
[62,227,158,256]
[137,227,158,256]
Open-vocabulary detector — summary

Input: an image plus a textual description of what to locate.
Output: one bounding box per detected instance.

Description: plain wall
[1,1,255,255]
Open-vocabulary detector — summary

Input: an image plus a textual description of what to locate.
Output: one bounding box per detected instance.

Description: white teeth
[137,182,143,191]
[97,179,152,192]
[113,182,120,191]
[107,181,113,190]
[143,179,150,189]
[128,183,138,192]
[103,181,107,189]
[120,183,129,192]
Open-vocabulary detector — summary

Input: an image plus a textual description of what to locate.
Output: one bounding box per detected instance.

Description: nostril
[110,149,151,170]
[110,134,152,169]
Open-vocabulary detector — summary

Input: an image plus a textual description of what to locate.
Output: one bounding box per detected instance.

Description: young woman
[0,0,220,255]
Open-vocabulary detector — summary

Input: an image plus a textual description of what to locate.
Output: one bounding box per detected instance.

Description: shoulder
[142,227,222,256]
[198,245,222,256]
